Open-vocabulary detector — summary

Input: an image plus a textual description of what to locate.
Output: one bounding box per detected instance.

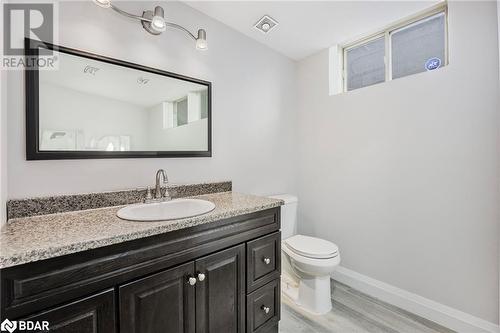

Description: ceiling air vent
[254,15,278,34]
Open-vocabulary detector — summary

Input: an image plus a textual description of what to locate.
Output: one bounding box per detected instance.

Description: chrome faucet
[154,169,171,201]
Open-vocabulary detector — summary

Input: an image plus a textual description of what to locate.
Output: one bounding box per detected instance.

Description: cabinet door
[195,244,245,333]
[119,262,195,333]
[22,289,116,333]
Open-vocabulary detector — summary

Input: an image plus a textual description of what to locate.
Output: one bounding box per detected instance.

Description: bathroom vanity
[0,186,283,333]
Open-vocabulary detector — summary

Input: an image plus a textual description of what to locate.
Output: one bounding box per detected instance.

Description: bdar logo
[0,319,17,333]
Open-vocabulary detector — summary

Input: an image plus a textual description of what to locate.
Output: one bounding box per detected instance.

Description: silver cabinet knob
[261,305,270,314]
[198,273,206,281]
[263,257,271,265]
[188,277,197,286]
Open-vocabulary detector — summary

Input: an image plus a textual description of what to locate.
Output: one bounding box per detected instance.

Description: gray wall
[497,0,500,324]
[0,49,6,225]
[296,1,499,324]
[0,0,6,224]
[4,1,298,201]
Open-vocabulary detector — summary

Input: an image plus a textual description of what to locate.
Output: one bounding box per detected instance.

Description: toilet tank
[268,194,298,240]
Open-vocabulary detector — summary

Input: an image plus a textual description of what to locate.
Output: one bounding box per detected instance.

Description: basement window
[345,37,386,91]
[342,5,447,92]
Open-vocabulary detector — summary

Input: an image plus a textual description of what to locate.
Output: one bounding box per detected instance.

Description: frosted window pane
[346,37,385,91]
[391,12,445,79]
[176,99,188,126]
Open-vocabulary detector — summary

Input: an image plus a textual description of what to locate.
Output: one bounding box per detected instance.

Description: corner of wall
[328,45,343,96]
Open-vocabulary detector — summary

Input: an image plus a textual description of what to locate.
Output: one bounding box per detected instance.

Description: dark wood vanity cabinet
[24,289,116,333]
[1,208,281,333]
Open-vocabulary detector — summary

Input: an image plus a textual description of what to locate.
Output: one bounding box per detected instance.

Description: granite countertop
[0,192,283,269]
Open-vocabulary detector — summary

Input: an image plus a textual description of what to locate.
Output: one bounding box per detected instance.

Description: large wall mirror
[25,39,211,160]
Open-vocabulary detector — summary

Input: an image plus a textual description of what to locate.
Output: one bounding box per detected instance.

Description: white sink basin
[117,198,216,222]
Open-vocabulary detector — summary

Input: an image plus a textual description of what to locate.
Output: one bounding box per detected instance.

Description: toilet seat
[284,235,338,259]
[282,238,340,280]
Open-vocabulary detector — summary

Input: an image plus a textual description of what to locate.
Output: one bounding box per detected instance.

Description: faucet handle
[145,187,153,201]
[162,184,172,201]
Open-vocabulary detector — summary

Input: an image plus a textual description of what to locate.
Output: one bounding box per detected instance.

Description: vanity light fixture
[92,1,208,50]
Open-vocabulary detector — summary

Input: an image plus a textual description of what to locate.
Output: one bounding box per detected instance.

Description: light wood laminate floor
[279,280,455,333]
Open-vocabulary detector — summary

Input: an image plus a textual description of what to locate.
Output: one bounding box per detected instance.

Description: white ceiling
[185,1,441,61]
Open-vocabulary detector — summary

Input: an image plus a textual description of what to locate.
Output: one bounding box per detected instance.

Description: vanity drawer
[246,279,280,333]
[247,232,281,292]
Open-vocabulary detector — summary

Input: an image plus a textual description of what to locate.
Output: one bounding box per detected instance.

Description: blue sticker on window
[425,57,441,71]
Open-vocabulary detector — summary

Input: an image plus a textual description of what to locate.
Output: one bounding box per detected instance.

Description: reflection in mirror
[26,39,211,159]
[39,51,208,152]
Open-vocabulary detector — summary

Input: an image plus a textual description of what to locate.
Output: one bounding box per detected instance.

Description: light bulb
[196,39,208,50]
[261,23,271,31]
[196,29,207,50]
[93,0,111,8]
[151,16,166,32]
[150,6,166,32]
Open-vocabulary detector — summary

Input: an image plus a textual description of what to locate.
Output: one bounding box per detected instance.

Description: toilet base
[298,275,332,315]
[281,273,332,315]
[282,272,299,302]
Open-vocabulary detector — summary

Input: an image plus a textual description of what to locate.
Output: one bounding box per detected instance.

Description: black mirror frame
[25,38,212,160]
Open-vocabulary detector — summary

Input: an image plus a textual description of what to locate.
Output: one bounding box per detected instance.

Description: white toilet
[269,194,340,315]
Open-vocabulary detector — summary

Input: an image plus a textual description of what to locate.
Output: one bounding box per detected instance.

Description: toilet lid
[284,235,339,259]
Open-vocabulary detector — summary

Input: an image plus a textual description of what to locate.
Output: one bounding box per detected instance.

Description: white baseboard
[332,266,500,333]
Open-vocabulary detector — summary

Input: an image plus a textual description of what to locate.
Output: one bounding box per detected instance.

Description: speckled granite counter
[0,192,283,269]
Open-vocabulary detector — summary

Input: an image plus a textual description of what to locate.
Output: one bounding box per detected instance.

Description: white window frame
[342,3,448,92]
